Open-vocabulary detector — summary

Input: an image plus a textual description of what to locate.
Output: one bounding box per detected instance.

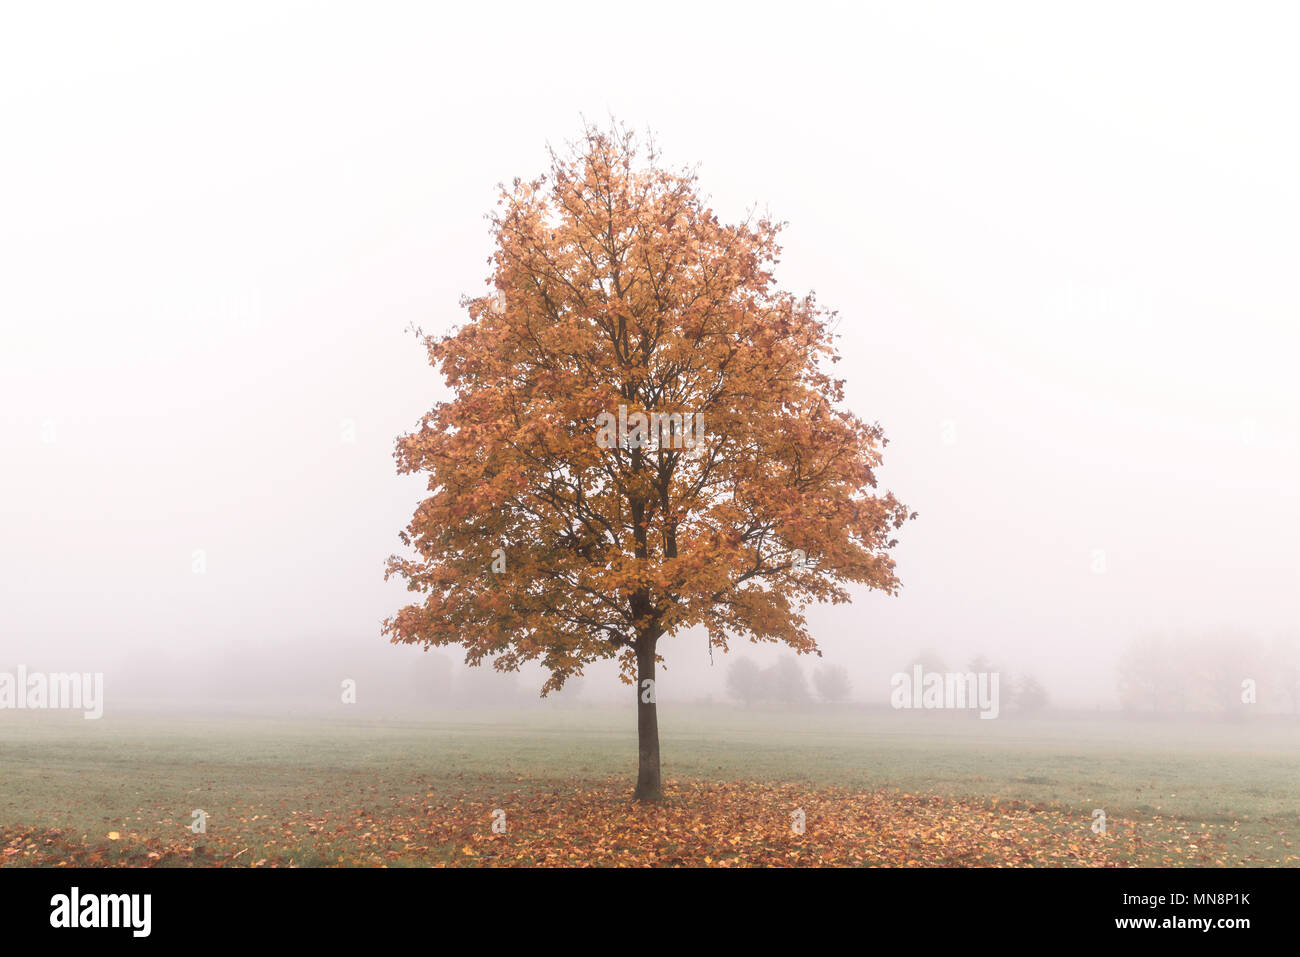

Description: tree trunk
[634,636,663,801]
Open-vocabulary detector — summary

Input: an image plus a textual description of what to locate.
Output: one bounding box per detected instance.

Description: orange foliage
[383,120,912,696]
[1,780,1260,868]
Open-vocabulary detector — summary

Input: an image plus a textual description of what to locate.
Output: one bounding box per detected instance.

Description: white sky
[2,2,1297,707]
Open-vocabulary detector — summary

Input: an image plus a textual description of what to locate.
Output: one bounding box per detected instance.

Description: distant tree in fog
[1196,633,1263,715]
[552,672,586,701]
[768,656,811,706]
[907,649,948,675]
[1271,636,1300,713]
[409,650,453,704]
[813,663,852,702]
[727,656,811,708]
[1011,674,1048,713]
[1118,633,1279,714]
[454,665,521,707]
[726,658,763,707]
[965,654,1003,677]
[1118,635,1177,712]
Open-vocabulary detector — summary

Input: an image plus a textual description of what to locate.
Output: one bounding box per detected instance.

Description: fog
[2,2,1297,715]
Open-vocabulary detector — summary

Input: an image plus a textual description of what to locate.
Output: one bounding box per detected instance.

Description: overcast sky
[2,2,1296,708]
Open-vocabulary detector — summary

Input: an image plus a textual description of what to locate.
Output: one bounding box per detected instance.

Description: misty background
[2,2,1297,715]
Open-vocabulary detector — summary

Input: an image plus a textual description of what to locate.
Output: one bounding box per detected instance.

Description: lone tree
[384,122,912,800]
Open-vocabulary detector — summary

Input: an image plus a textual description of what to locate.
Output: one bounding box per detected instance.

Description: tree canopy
[384,121,912,797]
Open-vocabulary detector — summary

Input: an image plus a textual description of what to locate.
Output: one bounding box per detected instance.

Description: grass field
[2,706,1297,866]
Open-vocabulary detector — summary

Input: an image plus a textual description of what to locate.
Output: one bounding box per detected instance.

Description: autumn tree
[384,122,911,800]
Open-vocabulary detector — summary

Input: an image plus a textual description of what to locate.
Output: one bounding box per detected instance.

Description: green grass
[2,706,1297,865]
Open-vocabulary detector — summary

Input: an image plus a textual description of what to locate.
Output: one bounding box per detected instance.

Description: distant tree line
[724,651,1052,712]
[903,649,1049,714]
[726,656,853,707]
[1117,633,1299,714]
